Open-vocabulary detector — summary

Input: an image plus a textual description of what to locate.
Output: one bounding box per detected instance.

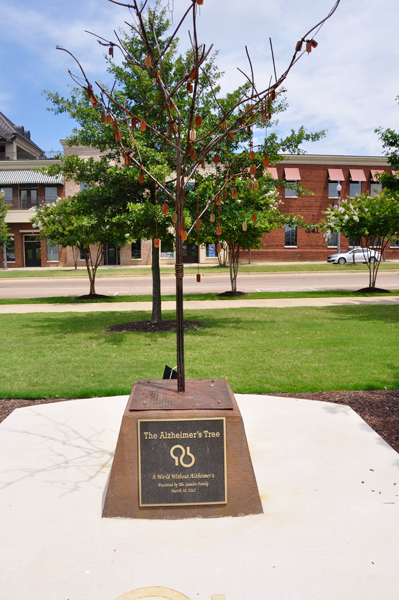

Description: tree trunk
[83,251,96,296]
[151,238,162,324]
[229,242,240,293]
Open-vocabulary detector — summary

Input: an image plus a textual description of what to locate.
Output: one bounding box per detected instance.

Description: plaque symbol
[170,445,195,468]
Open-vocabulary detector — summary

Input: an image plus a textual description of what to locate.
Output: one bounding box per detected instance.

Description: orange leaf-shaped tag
[140,121,147,132]
[154,238,160,248]
[216,226,222,236]
[162,204,169,215]
[213,154,220,164]
[195,115,202,127]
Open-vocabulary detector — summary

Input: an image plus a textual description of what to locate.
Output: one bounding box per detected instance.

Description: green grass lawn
[0,261,398,279]
[1,305,397,398]
[0,289,398,305]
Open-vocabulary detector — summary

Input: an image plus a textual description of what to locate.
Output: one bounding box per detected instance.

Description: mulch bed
[1,389,398,454]
[356,287,391,294]
[217,291,248,297]
[108,320,202,333]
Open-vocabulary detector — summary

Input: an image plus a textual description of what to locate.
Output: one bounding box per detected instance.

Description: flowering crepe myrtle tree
[320,191,399,290]
[56,0,340,391]
[32,193,136,296]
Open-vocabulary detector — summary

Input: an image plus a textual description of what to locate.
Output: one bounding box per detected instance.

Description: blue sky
[0,0,398,157]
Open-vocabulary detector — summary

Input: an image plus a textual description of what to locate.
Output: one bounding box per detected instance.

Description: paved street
[0,268,398,298]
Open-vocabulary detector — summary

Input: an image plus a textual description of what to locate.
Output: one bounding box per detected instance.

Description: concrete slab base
[0,394,398,600]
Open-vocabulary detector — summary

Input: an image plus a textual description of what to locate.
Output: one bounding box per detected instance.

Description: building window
[370,182,382,197]
[348,237,361,247]
[390,239,399,248]
[328,232,339,247]
[285,225,297,247]
[328,182,340,198]
[6,236,15,262]
[206,243,217,258]
[161,241,174,259]
[1,187,13,205]
[20,188,39,209]
[349,181,362,197]
[46,238,59,261]
[285,181,297,198]
[131,240,141,259]
[45,187,58,204]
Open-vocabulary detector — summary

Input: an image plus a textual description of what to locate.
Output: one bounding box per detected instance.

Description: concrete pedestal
[0,394,398,600]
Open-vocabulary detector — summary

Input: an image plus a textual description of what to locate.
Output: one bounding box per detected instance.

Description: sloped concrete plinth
[0,394,398,600]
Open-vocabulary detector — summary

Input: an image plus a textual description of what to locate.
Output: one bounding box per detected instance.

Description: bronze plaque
[138,418,227,507]
[129,379,234,411]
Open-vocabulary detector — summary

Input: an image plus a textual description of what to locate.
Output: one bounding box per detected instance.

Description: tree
[320,191,399,289]
[55,0,340,391]
[375,96,399,192]
[32,191,135,296]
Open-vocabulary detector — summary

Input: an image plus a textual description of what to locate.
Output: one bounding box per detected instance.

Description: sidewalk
[0,295,398,313]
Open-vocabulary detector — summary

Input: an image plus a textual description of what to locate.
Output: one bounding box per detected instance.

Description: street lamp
[336,182,342,254]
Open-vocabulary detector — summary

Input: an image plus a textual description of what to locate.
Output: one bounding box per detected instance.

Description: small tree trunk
[229,242,240,293]
[83,251,96,296]
[151,238,162,324]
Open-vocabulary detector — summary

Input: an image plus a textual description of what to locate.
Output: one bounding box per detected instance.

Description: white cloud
[0,0,398,155]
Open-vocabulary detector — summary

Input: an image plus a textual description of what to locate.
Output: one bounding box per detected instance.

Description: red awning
[370,169,384,181]
[328,168,344,181]
[265,167,278,179]
[284,167,301,180]
[349,169,366,182]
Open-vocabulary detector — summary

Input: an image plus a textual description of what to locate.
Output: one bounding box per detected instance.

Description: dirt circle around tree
[108,320,203,333]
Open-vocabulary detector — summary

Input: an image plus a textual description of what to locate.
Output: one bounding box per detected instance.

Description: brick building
[1,114,397,267]
[0,112,65,268]
[245,154,399,262]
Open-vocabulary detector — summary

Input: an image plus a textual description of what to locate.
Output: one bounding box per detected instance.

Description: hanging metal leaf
[187,82,193,93]
[252,214,257,223]
[154,238,160,248]
[217,243,221,253]
[139,170,144,183]
[222,190,227,199]
[229,132,234,141]
[242,222,247,231]
[107,115,112,124]
[162,204,169,215]
[172,213,177,224]
[196,273,201,282]
[181,231,188,241]
[306,41,312,53]
[216,226,222,236]
[296,40,303,52]
[221,119,227,130]
[201,159,206,169]
[191,150,197,161]
[124,154,130,165]
[216,196,221,206]
[196,0,204,5]
[109,46,113,57]
[249,150,255,160]
[232,188,238,198]
[254,182,259,191]
[140,120,147,132]
[210,213,215,222]
[132,117,137,130]
[190,68,196,80]
[195,115,202,127]
[213,154,220,164]
[263,157,270,168]
[250,164,257,176]
[189,129,196,141]
[310,39,318,48]
[145,55,152,67]
[196,218,201,229]
[249,181,253,190]
[101,112,105,123]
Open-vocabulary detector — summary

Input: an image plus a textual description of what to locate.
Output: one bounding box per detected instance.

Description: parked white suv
[327,247,381,264]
